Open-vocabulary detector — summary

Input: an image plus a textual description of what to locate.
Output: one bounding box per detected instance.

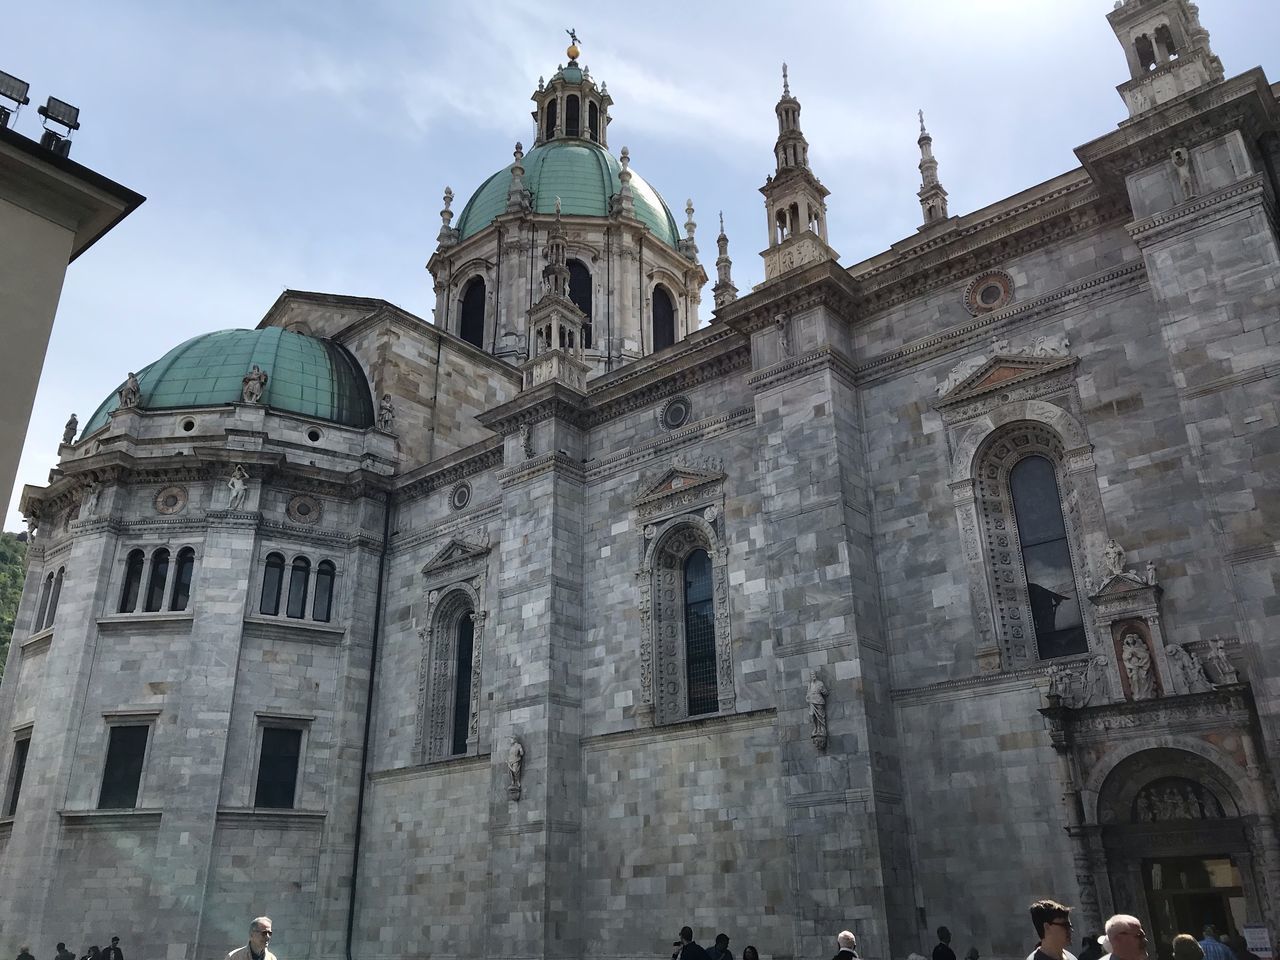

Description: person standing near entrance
[1198,928,1234,960]
[1101,915,1148,960]
[934,928,958,960]
[1028,900,1078,960]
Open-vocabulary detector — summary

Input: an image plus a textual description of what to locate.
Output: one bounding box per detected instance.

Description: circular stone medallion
[287,494,322,525]
[450,482,473,511]
[963,270,1015,316]
[154,485,188,515]
[657,395,692,431]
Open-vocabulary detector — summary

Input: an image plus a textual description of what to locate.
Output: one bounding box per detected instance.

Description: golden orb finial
[565,27,580,62]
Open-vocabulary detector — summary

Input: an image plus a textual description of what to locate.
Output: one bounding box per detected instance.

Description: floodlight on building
[0,69,31,130]
[37,95,80,157]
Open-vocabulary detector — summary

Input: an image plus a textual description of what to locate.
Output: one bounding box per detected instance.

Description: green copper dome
[81,327,374,436]
[454,140,682,249]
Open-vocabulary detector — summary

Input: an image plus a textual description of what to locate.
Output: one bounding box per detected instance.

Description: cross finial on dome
[782,62,790,97]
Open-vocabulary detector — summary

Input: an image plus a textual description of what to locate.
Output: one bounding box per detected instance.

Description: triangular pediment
[936,353,1076,404]
[635,467,724,506]
[1094,571,1153,596]
[422,537,490,576]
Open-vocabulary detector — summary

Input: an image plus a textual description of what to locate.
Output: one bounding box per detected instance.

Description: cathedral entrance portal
[1142,857,1246,946]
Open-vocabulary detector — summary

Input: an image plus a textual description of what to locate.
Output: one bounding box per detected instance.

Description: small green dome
[81,327,374,437]
[454,140,682,249]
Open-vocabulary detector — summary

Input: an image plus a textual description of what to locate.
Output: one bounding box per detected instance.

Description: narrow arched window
[44,567,65,629]
[260,552,285,616]
[683,549,718,716]
[1010,455,1087,660]
[286,557,311,619]
[313,560,335,623]
[588,101,599,142]
[652,285,676,352]
[565,95,580,137]
[35,573,54,630]
[144,548,170,613]
[451,613,475,755]
[568,258,592,349]
[119,549,145,613]
[170,548,195,612]
[544,99,557,141]
[459,276,485,349]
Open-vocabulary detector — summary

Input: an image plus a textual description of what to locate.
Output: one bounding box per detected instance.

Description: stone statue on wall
[378,393,395,431]
[1145,560,1157,585]
[82,482,100,518]
[805,669,828,750]
[118,372,141,408]
[1172,147,1197,201]
[506,736,525,800]
[518,423,534,460]
[241,365,269,404]
[1082,654,1110,706]
[775,315,791,358]
[1121,633,1156,700]
[1205,638,1238,684]
[62,413,78,445]
[227,464,250,511]
[1165,643,1213,694]
[1103,539,1127,578]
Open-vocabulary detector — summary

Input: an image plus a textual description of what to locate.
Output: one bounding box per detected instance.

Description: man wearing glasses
[1028,900,1078,960]
[1101,915,1149,960]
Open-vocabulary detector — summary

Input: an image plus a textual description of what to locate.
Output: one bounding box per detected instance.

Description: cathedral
[2,3,1279,959]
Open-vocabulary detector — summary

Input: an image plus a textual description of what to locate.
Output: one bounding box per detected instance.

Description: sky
[5,0,1278,528]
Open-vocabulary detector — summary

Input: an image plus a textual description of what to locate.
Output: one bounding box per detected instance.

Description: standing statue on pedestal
[1103,539,1126,578]
[118,372,141,408]
[1121,633,1156,700]
[1165,643,1213,694]
[62,414,78,445]
[1205,638,1239,684]
[241,365,269,404]
[227,464,250,511]
[1082,654,1110,706]
[806,669,828,751]
[506,736,525,800]
[82,482,100,518]
[378,393,395,431]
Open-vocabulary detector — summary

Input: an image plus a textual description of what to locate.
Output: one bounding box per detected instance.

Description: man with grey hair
[1101,915,1148,960]
[227,917,275,960]
[831,931,859,960]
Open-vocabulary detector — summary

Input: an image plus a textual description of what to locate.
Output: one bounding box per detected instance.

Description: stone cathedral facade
[2,4,1279,959]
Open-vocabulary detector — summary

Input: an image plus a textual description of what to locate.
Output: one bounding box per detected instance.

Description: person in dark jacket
[673,927,711,960]
[707,934,733,960]
[102,940,123,960]
[832,930,859,960]
[934,928,958,960]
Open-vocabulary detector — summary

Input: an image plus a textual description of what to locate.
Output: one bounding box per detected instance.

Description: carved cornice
[718,258,861,336]
[396,437,505,501]
[389,502,501,556]
[496,450,586,488]
[892,661,1055,706]
[585,408,754,485]
[747,344,859,393]
[1042,685,1254,744]
[1127,175,1274,246]
[580,707,777,752]
[421,537,492,580]
[241,616,348,647]
[1181,360,1278,403]
[477,380,591,435]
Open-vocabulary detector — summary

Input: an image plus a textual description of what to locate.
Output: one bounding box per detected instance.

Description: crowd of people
[13,936,123,960]
[12,917,274,960]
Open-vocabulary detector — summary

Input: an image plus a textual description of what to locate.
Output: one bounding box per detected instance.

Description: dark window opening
[568,259,593,348]
[588,101,600,142]
[1010,455,1087,660]
[1135,34,1157,71]
[451,614,475,756]
[286,557,311,619]
[1154,24,1178,61]
[44,567,64,630]
[652,285,676,352]
[313,560,335,623]
[5,736,30,817]
[459,277,486,349]
[683,549,718,716]
[255,726,302,809]
[98,725,148,809]
[35,574,53,631]
[119,549,145,613]
[544,99,558,141]
[566,95,580,137]
[170,548,194,612]
[260,552,284,616]
[143,548,170,613]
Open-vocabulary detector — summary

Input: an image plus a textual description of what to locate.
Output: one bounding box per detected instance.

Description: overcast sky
[5,1,1278,528]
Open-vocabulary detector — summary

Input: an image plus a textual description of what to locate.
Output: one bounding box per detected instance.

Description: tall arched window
[35,573,53,630]
[459,276,485,349]
[565,95,580,137]
[44,567,64,629]
[313,560,335,623]
[652,285,675,352]
[451,613,475,755]
[683,549,718,716]
[544,99,558,141]
[144,548,170,613]
[1009,455,1087,659]
[286,557,311,620]
[568,258,592,349]
[170,548,195,612]
[588,102,599,142]
[119,549,145,613]
[260,552,285,616]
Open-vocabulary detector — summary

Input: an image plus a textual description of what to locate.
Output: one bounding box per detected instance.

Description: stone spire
[437,186,459,247]
[713,211,738,309]
[542,197,571,298]
[916,110,949,228]
[507,142,531,214]
[612,145,635,218]
[679,198,699,260]
[772,62,811,174]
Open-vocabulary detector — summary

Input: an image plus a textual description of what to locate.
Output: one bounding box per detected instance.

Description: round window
[181,418,196,433]
[154,485,188,515]
[450,482,472,511]
[286,494,322,524]
[306,428,322,443]
[964,270,1015,315]
[658,396,692,431]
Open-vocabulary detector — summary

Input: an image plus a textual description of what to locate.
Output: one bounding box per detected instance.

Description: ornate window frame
[415,536,491,762]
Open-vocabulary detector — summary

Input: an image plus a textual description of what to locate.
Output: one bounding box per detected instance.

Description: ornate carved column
[1044,698,1104,934]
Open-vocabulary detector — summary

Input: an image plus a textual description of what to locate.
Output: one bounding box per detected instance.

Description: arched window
[260,552,285,616]
[451,613,475,755]
[143,548,170,613]
[544,99,557,141]
[1009,455,1087,660]
[286,557,311,619]
[775,209,788,244]
[652,285,676,352]
[588,101,599,142]
[459,276,485,349]
[170,548,194,612]
[35,573,53,630]
[44,567,64,630]
[565,94,580,137]
[313,560,335,623]
[568,258,592,349]
[119,549,145,613]
[683,549,718,716]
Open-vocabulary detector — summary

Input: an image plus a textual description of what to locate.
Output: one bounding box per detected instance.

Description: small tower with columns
[530,34,614,146]
[1106,0,1224,118]
[916,110,949,228]
[712,212,738,309]
[522,199,589,391]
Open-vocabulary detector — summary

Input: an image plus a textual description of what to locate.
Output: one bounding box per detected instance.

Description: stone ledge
[215,807,326,828]
[242,615,347,646]
[368,752,491,785]
[59,808,163,828]
[96,612,195,633]
[581,706,777,752]
[20,628,53,656]
[891,661,1058,706]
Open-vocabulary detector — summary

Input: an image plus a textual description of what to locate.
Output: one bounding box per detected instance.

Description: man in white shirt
[1100,914,1148,960]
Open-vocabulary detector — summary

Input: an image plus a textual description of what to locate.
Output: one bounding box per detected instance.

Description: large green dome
[81,327,374,437]
[454,140,682,248]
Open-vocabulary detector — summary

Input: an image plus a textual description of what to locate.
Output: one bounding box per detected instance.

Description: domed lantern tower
[426,36,707,377]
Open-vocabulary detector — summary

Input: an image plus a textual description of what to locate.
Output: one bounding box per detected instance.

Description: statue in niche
[82,482,100,517]
[1082,654,1110,706]
[378,393,395,431]
[227,464,250,511]
[1145,560,1158,585]
[1103,539,1127,578]
[1121,633,1156,700]
[62,413,78,445]
[118,372,141,408]
[775,315,791,358]
[805,669,828,750]
[241,365,269,404]
[1165,643,1213,694]
[1172,148,1197,201]
[1205,638,1238,684]
[518,423,533,460]
[506,736,525,800]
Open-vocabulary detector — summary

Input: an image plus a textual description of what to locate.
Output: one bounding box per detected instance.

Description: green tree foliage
[0,532,27,680]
